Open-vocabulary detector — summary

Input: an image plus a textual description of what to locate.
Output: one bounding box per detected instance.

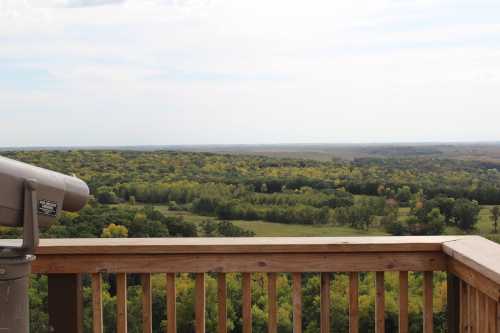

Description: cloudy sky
[1,0,500,147]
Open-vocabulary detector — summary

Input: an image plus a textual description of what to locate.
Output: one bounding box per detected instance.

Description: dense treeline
[5,150,500,204]
[3,150,496,230]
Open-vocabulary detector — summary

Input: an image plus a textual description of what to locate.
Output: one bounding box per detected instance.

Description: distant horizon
[2,140,500,150]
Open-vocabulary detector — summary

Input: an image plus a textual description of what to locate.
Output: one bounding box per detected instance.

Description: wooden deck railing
[28,236,500,333]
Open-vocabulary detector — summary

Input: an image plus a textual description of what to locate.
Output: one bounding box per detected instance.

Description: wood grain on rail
[32,252,446,274]
[448,258,500,302]
[443,236,500,287]
[29,236,465,255]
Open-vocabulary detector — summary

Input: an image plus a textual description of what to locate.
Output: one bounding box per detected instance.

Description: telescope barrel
[62,176,89,212]
[0,156,90,227]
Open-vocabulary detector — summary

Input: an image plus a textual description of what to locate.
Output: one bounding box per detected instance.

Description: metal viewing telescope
[0,156,89,332]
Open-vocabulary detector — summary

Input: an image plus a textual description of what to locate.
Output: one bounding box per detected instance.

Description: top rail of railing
[22,235,468,254]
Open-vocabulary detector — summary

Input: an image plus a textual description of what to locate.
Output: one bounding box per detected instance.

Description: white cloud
[1,0,500,146]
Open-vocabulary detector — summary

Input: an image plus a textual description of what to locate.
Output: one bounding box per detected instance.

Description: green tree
[382,210,406,235]
[395,186,412,205]
[101,223,128,238]
[406,208,444,235]
[201,219,217,236]
[217,221,255,237]
[96,186,119,204]
[431,196,455,224]
[426,208,445,235]
[491,206,500,233]
[451,199,480,231]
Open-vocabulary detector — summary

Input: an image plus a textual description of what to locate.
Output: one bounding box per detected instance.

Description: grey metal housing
[0,156,89,227]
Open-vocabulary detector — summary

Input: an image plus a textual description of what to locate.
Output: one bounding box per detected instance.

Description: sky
[1,0,500,147]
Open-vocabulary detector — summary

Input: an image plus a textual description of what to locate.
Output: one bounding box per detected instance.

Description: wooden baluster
[48,274,83,333]
[141,273,152,333]
[349,272,359,333]
[474,287,481,333]
[195,273,206,333]
[460,281,468,333]
[478,292,487,333]
[475,288,482,333]
[217,273,227,333]
[91,273,103,333]
[469,286,476,333]
[399,271,408,333]
[242,273,252,333]
[267,273,278,333]
[116,273,128,333]
[496,300,500,333]
[166,273,176,333]
[375,272,385,333]
[486,297,497,333]
[447,274,460,333]
[292,273,302,333]
[423,271,433,333]
[320,273,330,333]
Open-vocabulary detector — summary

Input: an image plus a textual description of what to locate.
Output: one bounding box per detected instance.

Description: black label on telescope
[38,200,58,217]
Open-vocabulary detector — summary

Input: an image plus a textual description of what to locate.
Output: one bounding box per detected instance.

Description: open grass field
[132,203,500,239]
[228,220,388,236]
[150,206,388,236]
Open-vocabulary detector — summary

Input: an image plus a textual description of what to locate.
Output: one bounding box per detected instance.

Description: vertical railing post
[292,273,302,333]
[242,273,252,333]
[48,274,83,333]
[375,272,385,333]
[91,273,103,333]
[349,272,359,333]
[116,273,128,333]
[398,271,408,333]
[195,273,206,333]
[267,273,278,333]
[447,273,460,333]
[320,273,330,333]
[141,273,152,333]
[423,271,434,333]
[166,273,177,333]
[217,273,227,333]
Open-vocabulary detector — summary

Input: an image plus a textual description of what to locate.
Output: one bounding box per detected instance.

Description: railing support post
[48,273,83,333]
[447,273,460,333]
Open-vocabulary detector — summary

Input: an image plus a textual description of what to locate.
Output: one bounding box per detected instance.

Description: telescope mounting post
[21,179,39,253]
[0,180,39,332]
